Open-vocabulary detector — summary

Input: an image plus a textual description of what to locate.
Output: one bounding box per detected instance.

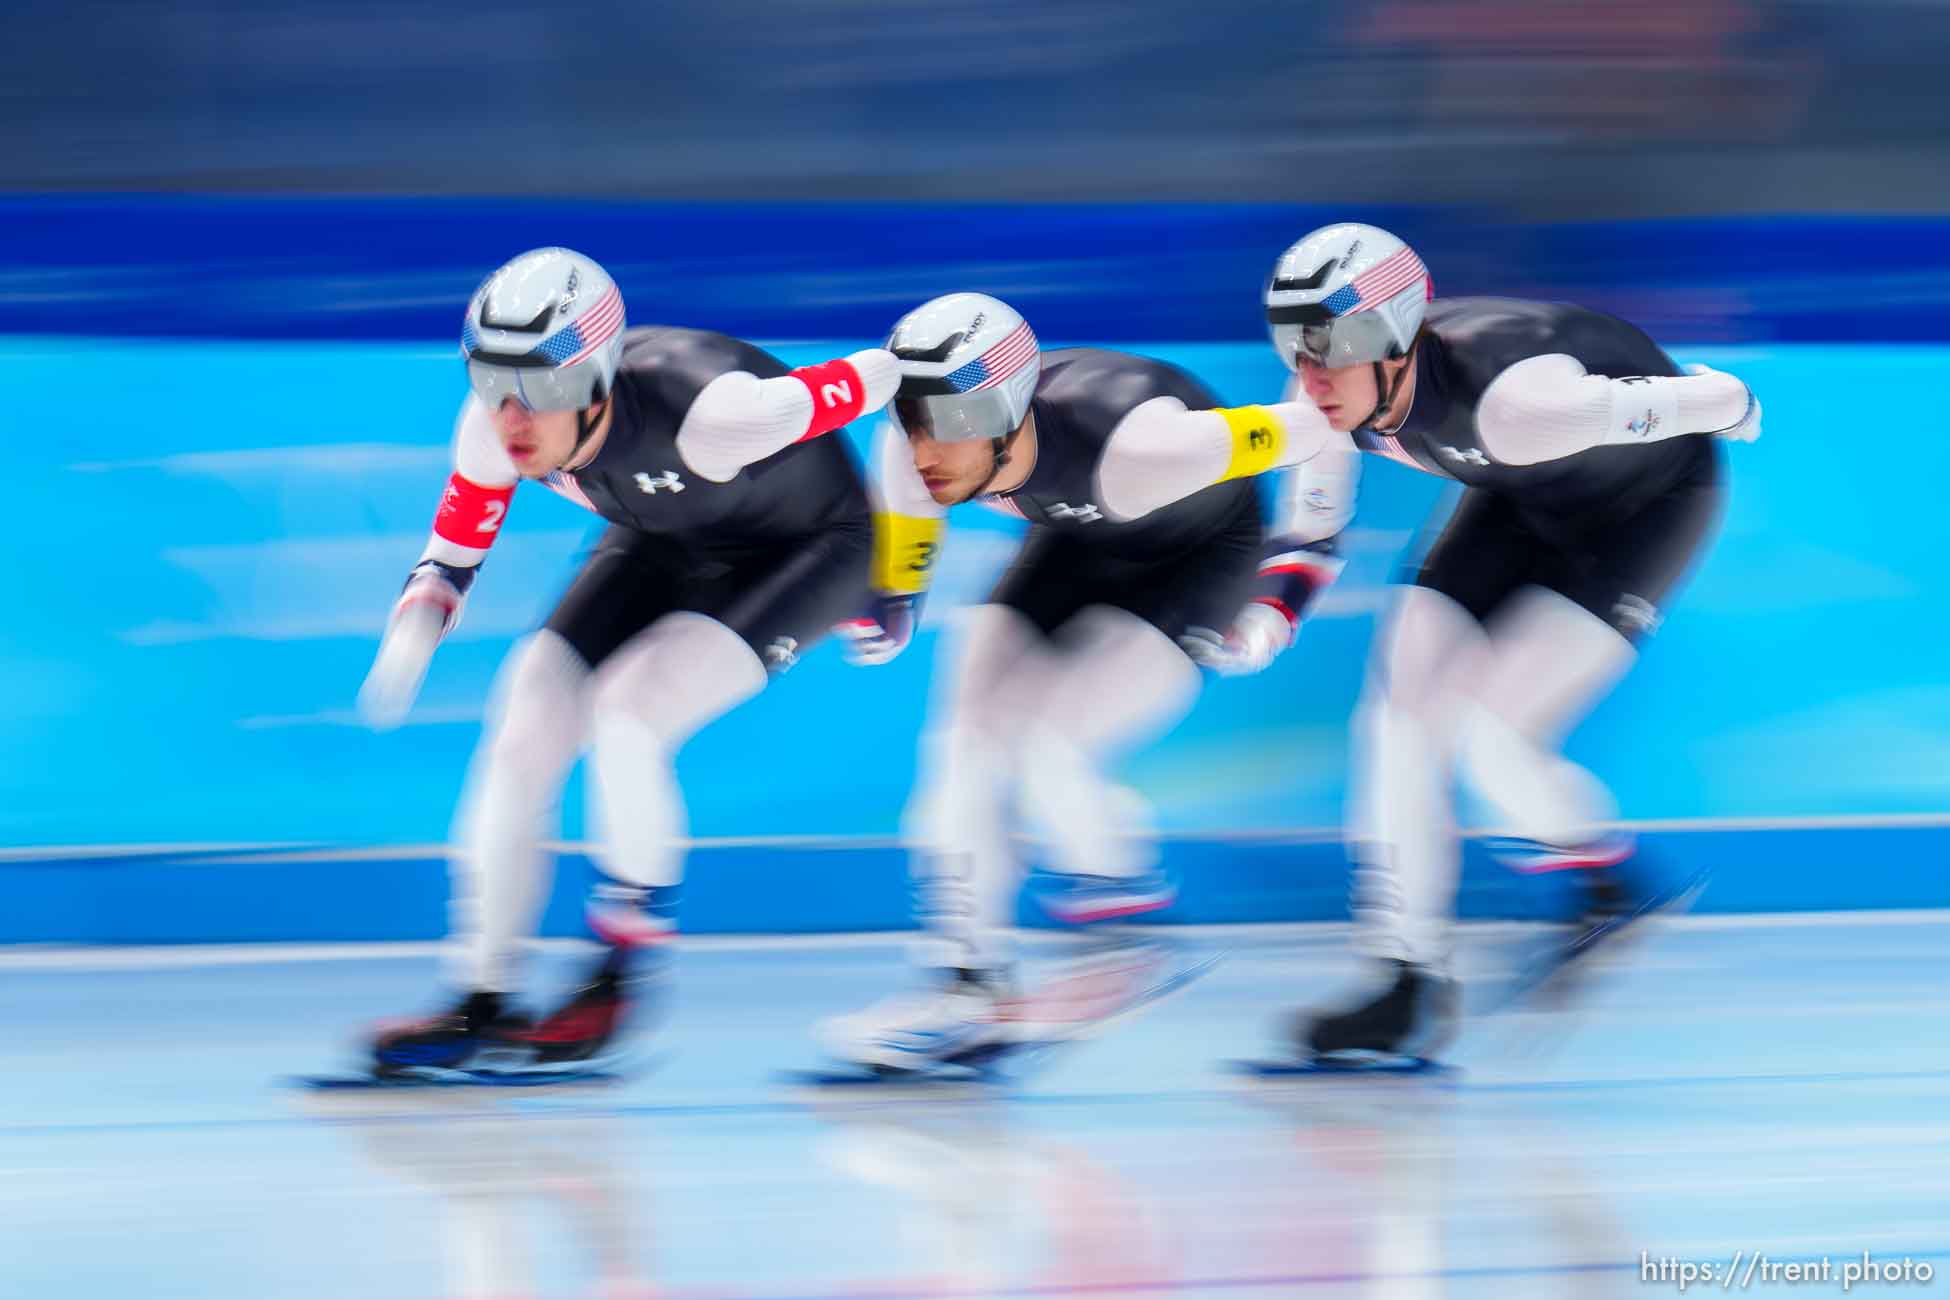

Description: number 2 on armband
[477,500,505,535]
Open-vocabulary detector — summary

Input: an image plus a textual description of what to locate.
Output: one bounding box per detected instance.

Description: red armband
[789,358,867,442]
[431,473,515,549]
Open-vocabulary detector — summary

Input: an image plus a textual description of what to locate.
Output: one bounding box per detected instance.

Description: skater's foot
[1511,854,1704,1004]
[370,990,532,1075]
[516,947,659,1066]
[815,966,1015,1075]
[1292,960,1458,1064]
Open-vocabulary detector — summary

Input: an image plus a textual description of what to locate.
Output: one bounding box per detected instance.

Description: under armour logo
[1612,594,1663,635]
[764,636,800,669]
[1046,501,1103,523]
[1439,445,1489,466]
[635,470,685,495]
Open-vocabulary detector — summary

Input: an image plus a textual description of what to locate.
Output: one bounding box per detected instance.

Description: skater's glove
[837,592,917,666]
[1190,600,1293,677]
[1684,364,1762,443]
[357,562,468,730]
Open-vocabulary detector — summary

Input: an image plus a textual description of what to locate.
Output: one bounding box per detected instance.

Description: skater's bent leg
[1017,606,1200,881]
[585,612,767,937]
[1461,587,1637,865]
[910,603,1050,971]
[449,630,593,993]
[1350,586,1487,971]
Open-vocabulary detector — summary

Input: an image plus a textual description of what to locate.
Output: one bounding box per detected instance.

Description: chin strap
[1357,333,1424,434]
[975,434,1013,492]
[564,391,610,470]
[966,424,1026,500]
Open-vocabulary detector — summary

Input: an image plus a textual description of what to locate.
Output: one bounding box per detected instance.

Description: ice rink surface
[5,915,1948,1298]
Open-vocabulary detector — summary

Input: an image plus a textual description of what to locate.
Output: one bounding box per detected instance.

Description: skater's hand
[837,592,917,666]
[1684,365,1762,443]
[1192,600,1293,677]
[357,564,464,730]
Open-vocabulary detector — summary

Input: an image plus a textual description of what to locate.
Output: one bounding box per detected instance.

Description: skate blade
[288,1066,624,1091]
[775,1066,1005,1091]
[1005,948,1223,1044]
[1229,1057,1459,1079]
[782,1035,1038,1088]
[1495,863,1712,1012]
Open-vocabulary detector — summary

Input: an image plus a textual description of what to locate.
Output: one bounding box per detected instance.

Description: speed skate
[792,938,1221,1087]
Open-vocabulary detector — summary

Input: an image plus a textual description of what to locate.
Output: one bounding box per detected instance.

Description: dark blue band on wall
[3,827,1944,945]
[2,196,1944,343]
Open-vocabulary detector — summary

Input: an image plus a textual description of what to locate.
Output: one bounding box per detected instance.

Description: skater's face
[906,425,1003,505]
[1297,356,1411,432]
[492,398,605,477]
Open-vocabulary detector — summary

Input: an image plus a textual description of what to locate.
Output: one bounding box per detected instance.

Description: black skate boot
[370,990,532,1077]
[1566,855,1702,959]
[517,946,664,1066]
[1507,852,1708,1006]
[1293,961,1459,1065]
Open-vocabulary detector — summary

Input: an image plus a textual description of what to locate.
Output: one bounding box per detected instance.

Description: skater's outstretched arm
[674,348,900,484]
[1093,395,1347,523]
[1473,355,1760,467]
[357,396,517,729]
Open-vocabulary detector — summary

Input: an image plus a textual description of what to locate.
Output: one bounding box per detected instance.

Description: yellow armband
[1216,405,1285,481]
[871,512,945,595]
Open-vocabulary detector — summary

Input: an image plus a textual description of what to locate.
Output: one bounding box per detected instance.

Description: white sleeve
[1267,441,1362,545]
[1264,371,1358,545]
[673,370,816,484]
[1094,396,1343,523]
[675,349,901,484]
[1475,353,1752,467]
[869,418,945,522]
[419,395,518,569]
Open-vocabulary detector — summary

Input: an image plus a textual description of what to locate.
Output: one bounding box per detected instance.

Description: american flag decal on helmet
[943,320,1037,393]
[1322,247,1429,317]
[535,284,625,366]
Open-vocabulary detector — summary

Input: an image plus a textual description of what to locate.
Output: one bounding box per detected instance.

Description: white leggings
[447,615,766,991]
[908,603,1202,970]
[1350,584,1637,969]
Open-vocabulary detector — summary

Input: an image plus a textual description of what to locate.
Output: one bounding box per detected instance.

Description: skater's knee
[1361,684,1460,774]
[589,612,765,746]
[1371,586,1484,716]
[1458,705,1616,838]
[1035,606,1200,752]
[481,630,592,773]
[945,604,1051,724]
[1457,707,1536,788]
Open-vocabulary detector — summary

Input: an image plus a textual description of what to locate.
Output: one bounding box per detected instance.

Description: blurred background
[4,0,1947,941]
[10,8,1950,1300]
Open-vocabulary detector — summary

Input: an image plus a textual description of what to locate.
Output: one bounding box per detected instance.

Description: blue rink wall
[4,333,1946,942]
[3,198,1947,942]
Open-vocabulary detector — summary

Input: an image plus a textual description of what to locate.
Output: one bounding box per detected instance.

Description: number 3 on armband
[908,541,937,573]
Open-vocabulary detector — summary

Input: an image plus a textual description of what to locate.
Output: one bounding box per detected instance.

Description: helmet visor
[465,354,598,413]
[890,377,1021,444]
[1266,303,1401,369]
